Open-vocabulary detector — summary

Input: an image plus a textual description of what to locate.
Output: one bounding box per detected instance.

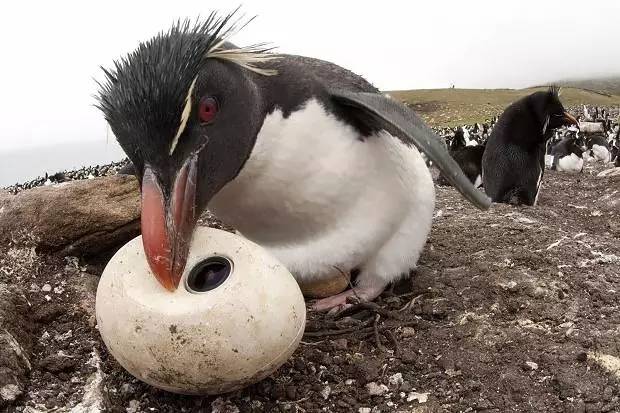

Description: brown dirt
[2,164,619,413]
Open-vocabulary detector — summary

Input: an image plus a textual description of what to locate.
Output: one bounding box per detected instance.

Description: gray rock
[0,175,140,257]
[0,284,31,408]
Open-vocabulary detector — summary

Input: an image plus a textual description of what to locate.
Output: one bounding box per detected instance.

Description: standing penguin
[482,87,578,205]
[96,12,489,311]
[438,128,485,187]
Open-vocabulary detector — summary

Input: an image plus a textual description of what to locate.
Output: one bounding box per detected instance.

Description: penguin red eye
[198,97,218,124]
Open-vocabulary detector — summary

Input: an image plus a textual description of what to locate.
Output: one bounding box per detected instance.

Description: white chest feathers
[557,153,584,173]
[209,98,435,281]
[591,144,611,163]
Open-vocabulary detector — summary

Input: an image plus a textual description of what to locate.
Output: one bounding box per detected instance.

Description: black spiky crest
[94,8,275,145]
[547,85,561,100]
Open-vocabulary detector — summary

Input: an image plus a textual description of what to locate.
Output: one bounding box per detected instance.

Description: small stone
[400,352,416,364]
[54,330,73,341]
[211,397,240,413]
[401,327,416,338]
[503,281,518,292]
[388,373,404,387]
[358,408,371,413]
[445,368,461,377]
[126,400,140,413]
[331,338,348,350]
[531,287,546,298]
[320,385,331,400]
[523,361,538,370]
[400,380,413,392]
[42,284,52,292]
[285,386,296,400]
[0,384,22,402]
[345,379,356,385]
[407,391,429,403]
[366,382,389,396]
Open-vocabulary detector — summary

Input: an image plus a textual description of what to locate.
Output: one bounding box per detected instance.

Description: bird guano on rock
[96,11,490,312]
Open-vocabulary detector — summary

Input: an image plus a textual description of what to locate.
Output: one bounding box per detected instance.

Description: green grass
[387,87,620,128]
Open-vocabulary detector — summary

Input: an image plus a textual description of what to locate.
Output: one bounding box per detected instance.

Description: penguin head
[567,135,585,157]
[450,127,466,150]
[97,13,275,291]
[528,87,578,135]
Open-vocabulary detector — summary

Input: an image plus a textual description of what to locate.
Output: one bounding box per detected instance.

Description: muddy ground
[1,163,619,413]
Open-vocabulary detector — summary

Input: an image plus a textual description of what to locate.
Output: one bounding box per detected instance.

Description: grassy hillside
[554,76,620,96]
[387,87,620,128]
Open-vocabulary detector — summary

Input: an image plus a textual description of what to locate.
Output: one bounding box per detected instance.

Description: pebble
[524,361,539,370]
[345,379,356,385]
[401,327,416,337]
[366,382,389,396]
[388,373,404,387]
[331,338,348,350]
[211,397,240,413]
[320,385,331,400]
[42,284,52,292]
[0,384,22,402]
[358,408,371,413]
[407,391,430,403]
[121,383,135,394]
[126,400,140,413]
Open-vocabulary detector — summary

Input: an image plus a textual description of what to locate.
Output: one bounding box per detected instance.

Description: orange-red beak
[140,156,198,291]
[563,112,579,126]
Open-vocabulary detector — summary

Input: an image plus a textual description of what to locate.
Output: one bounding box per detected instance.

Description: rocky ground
[0,161,619,413]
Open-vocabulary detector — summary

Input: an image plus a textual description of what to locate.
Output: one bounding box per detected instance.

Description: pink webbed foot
[310,284,386,313]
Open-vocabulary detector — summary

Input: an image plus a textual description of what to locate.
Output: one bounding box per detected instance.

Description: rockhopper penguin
[482,87,578,206]
[97,12,490,311]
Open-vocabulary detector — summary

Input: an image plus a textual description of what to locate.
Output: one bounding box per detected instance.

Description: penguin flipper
[329,90,491,210]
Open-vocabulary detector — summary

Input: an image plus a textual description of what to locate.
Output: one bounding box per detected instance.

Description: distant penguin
[611,128,620,164]
[583,105,592,121]
[586,134,611,162]
[482,87,578,205]
[550,135,585,173]
[438,130,485,187]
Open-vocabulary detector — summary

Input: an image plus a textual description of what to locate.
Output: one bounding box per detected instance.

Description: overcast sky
[1,0,619,153]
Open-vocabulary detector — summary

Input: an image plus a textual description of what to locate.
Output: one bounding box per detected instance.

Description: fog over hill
[552,76,620,96]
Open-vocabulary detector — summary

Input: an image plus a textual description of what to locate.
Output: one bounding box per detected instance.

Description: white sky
[1,0,619,153]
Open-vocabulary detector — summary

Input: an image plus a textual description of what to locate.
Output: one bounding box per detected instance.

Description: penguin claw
[310,286,385,313]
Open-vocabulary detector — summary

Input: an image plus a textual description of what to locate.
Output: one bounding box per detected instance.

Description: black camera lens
[186,257,232,293]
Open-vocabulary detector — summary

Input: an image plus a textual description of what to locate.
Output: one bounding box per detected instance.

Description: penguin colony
[4,160,129,194]
[7,106,618,195]
[432,104,619,198]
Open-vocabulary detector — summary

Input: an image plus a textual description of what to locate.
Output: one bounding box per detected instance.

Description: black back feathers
[481,88,570,206]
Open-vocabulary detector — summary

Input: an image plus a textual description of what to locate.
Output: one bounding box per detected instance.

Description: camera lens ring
[184,256,233,294]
